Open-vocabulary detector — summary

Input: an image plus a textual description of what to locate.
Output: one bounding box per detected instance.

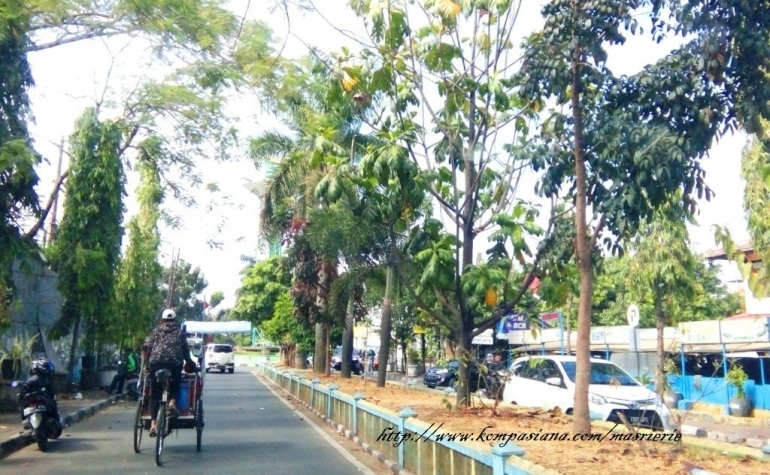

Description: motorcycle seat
[155,369,171,383]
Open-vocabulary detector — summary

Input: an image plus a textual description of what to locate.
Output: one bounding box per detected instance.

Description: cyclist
[146,309,196,437]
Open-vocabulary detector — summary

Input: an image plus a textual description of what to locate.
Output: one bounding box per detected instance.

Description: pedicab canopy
[182,320,251,334]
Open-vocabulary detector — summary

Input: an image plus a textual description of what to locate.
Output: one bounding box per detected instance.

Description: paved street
[3,370,374,474]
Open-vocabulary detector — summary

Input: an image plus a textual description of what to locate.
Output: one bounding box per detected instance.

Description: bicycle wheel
[133,401,143,454]
[155,405,166,467]
[195,399,203,452]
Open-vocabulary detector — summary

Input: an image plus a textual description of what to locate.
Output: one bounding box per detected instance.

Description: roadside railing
[257,363,557,475]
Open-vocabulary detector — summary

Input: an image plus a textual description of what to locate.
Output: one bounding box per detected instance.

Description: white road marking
[251,371,377,475]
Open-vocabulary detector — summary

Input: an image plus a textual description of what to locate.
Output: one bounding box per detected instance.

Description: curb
[591,419,770,461]
[680,423,770,449]
[0,393,125,459]
[257,372,415,475]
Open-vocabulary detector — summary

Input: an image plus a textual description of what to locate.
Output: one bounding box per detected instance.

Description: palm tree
[248,56,373,374]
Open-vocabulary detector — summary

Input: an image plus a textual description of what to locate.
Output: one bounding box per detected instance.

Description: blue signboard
[497,313,529,333]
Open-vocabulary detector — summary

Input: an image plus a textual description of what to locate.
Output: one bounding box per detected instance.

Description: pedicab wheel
[133,401,143,453]
[195,399,204,452]
[155,407,166,466]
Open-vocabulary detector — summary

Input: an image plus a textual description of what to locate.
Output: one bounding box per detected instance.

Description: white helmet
[161,309,176,320]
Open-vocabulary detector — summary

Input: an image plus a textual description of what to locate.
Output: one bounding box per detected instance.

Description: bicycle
[153,368,174,466]
[134,364,204,467]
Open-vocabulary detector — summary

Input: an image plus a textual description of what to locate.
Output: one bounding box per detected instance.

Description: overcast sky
[25,1,749,309]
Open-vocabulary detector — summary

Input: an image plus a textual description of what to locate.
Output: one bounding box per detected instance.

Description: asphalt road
[3,369,374,474]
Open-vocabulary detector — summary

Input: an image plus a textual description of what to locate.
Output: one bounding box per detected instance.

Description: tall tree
[0,2,39,330]
[250,56,372,375]
[111,138,165,348]
[716,125,770,297]
[49,108,126,378]
[231,256,292,327]
[628,201,696,395]
[330,0,547,402]
[518,0,770,433]
[261,291,316,367]
[305,201,389,378]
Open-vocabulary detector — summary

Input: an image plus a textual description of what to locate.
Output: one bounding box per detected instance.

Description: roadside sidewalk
[676,411,770,450]
[0,392,125,458]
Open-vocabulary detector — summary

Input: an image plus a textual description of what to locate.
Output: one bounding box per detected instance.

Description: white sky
[25,1,749,309]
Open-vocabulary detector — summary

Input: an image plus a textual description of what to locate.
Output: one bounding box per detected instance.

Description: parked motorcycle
[479,370,508,401]
[17,358,62,451]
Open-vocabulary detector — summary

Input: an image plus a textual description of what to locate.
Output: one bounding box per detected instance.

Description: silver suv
[204,344,235,373]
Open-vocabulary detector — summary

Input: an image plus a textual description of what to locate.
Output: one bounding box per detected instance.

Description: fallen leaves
[275,368,770,475]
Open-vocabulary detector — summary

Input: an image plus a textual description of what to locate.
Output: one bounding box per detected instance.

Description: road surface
[3,369,378,474]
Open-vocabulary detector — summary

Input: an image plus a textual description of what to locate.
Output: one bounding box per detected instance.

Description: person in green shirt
[107,349,139,395]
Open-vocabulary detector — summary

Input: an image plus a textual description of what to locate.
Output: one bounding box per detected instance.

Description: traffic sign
[627,304,640,327]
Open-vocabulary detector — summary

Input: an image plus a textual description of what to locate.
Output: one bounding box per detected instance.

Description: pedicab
[133,356,204,466]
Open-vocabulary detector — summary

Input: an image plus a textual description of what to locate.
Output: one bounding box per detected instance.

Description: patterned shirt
[147,322,191,367]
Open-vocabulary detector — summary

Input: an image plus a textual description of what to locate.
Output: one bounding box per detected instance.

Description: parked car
[330,348,362,375]
[423,360,484,391]
[204,343,235,373]
[503,355,676,432]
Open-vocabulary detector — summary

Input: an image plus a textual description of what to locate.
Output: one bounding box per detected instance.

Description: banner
[472,329,494,345]
[539,312,561,329]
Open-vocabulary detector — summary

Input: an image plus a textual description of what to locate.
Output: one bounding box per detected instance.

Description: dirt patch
[279,369,770,475]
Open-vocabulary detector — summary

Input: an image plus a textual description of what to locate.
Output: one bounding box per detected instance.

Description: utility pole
[165,249,181,309]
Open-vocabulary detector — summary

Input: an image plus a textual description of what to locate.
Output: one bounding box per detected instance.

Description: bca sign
[505,313,529,331]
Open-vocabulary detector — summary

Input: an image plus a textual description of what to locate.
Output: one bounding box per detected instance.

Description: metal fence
[258,364,556,475]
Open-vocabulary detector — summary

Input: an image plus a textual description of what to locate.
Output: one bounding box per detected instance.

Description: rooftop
[703,240,761,262]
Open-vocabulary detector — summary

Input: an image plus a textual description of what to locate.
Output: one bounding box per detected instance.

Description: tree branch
[27,29,128,52]
[23,169,70,240]
[434,288,461,319]
[119,125,141,158]
[589,214,607,250]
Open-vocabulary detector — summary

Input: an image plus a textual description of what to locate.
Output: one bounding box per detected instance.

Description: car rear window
[212,345,233,353]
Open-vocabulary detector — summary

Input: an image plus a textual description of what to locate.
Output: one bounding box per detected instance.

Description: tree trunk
[66,316,82,386]
[377,264,394,387]
[324,321,331,377]
[313,322,325,373]
[295,348,307,369]
[455,327,473,407]
[571,25,593,435]
[444,337,456,360]
[341,296,355,378]
[420,334,426,371]
[655,294,666,396]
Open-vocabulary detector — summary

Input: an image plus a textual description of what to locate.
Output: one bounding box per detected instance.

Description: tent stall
[182,321,255,345]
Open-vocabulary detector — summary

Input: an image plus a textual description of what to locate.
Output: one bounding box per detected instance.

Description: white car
[204,343,235,373]
[502,355,676,432]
